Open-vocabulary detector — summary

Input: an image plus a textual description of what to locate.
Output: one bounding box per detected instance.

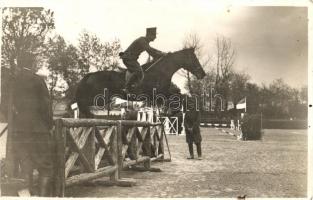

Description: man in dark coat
[184,97,202,160]
[119,27,166,93]
[11,52,53,196]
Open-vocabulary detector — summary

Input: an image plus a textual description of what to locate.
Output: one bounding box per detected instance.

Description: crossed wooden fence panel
[52,118,166,197]
[1,118,166,197]
[122,126,151,168]
[150,126,164,159]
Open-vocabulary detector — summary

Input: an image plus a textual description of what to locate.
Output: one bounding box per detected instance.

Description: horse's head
[181,48,205,79]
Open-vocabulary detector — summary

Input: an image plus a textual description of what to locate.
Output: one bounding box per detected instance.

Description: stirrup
[122,88,130,94]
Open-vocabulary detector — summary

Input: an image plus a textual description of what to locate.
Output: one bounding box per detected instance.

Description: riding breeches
[122,59,143,88]
[12,131,54,178]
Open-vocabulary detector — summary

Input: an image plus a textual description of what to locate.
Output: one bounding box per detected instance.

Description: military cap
[146,27,157,36]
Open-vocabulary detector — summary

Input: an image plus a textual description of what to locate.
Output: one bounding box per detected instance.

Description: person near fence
[11,52,54,196]
[119,27,166,93]
[183,97,202,160]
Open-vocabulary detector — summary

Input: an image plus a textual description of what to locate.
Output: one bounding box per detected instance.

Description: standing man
[11,52,54,196]
[184,97,202,160]
[119,27,166,93]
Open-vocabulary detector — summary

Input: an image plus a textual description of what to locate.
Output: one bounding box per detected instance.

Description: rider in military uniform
[12,52,53,196]
[119,27,166,93]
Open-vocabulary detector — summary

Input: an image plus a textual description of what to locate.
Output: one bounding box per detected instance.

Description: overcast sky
[2,0,310,92]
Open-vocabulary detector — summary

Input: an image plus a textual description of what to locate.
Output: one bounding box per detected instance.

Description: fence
[53,118,165,197]
[0,118,165,197]
[157,117,180,135]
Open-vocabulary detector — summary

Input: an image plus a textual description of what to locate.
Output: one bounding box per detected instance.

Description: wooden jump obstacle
[52,118,165,197]
[1,119,166,197]
[1,105,168,197]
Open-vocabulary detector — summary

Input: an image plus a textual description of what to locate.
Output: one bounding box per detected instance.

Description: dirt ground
[64,128,307,197]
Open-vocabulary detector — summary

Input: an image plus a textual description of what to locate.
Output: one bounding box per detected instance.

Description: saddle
[122,54,167,94]
[124,56,165,91]
[125,70,144,91]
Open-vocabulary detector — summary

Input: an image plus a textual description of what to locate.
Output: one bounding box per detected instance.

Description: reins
[144,56,165,72]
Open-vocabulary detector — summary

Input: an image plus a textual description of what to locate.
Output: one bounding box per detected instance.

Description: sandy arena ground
[66,127,307,198]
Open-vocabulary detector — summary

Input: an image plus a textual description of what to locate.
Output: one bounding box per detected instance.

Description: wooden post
[116,121,123,179]
[110,125,118,182]
[143,125,151,169]
[161,124,171,161]
[51,124,58,197]
[159,125,165,158]
[54,119,66,197]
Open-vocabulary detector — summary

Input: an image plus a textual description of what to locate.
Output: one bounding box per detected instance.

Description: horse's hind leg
[77,107,89,118]
[127,133,137,160]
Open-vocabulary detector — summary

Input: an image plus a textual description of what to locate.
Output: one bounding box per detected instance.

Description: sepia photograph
[0,0,311,198]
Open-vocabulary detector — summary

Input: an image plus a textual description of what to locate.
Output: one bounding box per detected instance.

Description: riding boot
[27,171,34,195]
[18,160,33,196]
[187,143,194,159]
[196,143,202,160]
[38,176,52,197]
[125,73,138,90]
[17,172,32,197]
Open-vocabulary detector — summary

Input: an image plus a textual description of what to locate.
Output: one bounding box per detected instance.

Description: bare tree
[183,33,203,57]
[181,34,236,112]
[191,35,236,112]
[213,36,236,104]
[215,36,235,84]
[181,33,205,94]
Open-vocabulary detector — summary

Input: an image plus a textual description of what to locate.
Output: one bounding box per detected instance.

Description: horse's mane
[142,48,194,71]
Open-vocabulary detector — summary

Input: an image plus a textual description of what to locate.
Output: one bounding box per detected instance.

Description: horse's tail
[75,74,93,118]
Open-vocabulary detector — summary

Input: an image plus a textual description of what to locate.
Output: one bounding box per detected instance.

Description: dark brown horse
[75,48,205,118]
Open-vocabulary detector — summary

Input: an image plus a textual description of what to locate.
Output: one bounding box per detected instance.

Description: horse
[75,48,206,118]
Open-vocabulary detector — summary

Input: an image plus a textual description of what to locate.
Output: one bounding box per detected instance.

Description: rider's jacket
[120,36,163,60]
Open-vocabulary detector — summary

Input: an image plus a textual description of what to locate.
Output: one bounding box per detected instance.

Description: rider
[119,27,166,93]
